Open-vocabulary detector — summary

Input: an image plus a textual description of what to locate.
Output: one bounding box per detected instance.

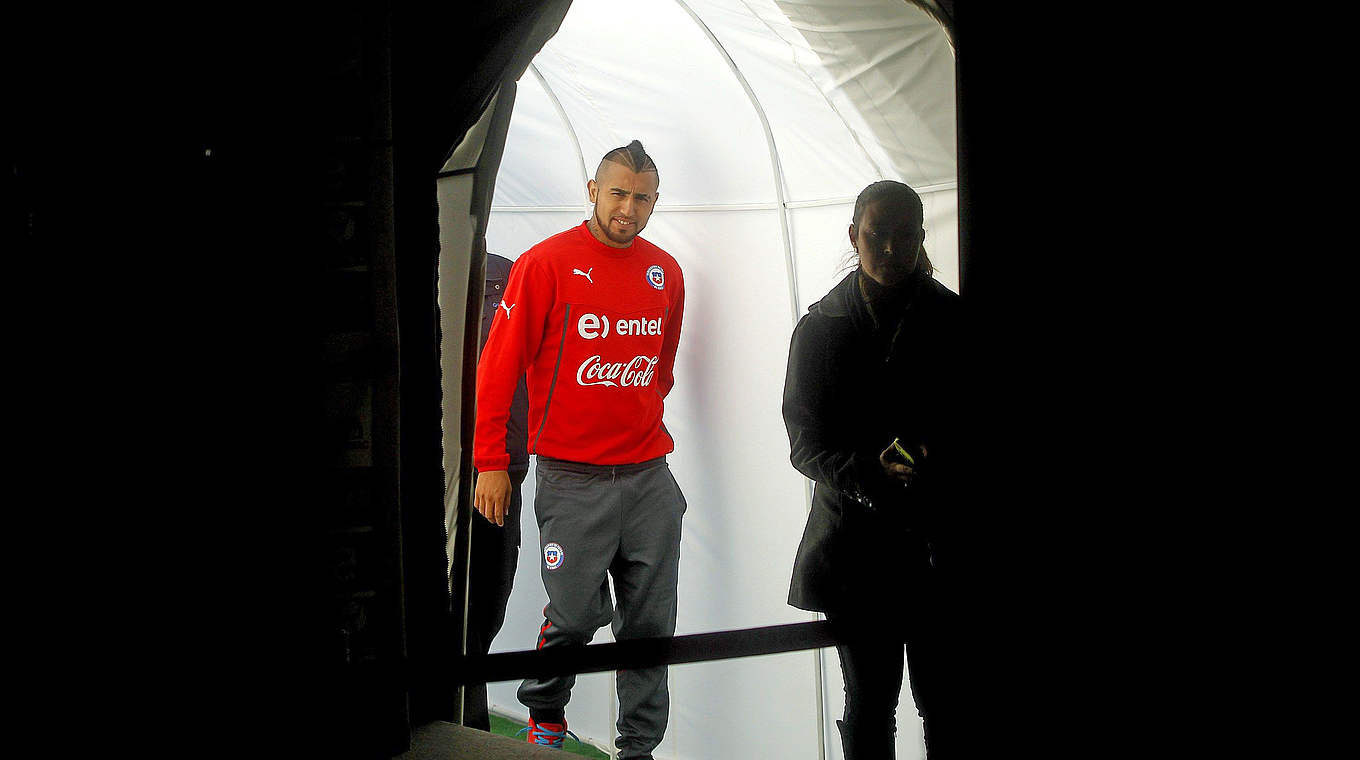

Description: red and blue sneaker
[515,717,580,749]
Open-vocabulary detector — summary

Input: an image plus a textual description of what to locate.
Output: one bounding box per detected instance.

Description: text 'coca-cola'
[576,355,660,387]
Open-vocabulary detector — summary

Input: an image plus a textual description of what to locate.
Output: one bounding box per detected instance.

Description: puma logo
[572,267,594,283]
[500,302,515,319]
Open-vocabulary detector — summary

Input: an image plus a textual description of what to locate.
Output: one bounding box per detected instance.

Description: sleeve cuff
[847,450,889,511]
[473,453,511,471]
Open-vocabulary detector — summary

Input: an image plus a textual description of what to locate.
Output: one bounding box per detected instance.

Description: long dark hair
[843,180,934,277]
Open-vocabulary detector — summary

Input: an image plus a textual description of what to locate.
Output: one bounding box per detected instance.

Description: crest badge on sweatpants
[544,542,565,571]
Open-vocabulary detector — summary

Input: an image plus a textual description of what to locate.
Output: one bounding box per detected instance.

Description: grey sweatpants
[517,455,686,760]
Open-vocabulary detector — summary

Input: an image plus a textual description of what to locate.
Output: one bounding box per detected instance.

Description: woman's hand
[878,441,927,487]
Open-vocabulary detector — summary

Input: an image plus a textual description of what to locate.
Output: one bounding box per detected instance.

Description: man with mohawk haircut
[473,140,686,759]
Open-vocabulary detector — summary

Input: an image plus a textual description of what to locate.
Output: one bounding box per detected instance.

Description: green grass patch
[489,714,610,758]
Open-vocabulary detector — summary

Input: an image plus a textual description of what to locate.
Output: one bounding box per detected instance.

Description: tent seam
[737,0,887,183]
[792,7,952,184]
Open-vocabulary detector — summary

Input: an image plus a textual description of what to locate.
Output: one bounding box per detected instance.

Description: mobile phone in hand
[889,437,916,466]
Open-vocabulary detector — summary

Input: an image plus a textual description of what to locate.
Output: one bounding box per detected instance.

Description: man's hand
[474,470,513,526]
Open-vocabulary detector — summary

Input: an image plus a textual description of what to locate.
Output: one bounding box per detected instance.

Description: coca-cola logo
[576,354,660,387]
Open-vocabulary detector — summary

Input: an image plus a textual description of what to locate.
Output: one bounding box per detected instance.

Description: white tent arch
[525,62,592,209]
[674,0,803,325]
[439,1,957,757]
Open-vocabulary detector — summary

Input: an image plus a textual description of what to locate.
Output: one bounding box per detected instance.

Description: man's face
[587,161,659,248]
[850,197,923,288]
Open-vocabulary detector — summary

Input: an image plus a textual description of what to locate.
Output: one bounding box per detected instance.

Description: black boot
[837,718,896,760]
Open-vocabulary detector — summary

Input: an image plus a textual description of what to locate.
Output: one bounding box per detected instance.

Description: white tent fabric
[444,1,956,757]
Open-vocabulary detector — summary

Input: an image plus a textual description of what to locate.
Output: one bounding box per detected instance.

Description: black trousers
[462,467,527,732]
[827,583,954,759]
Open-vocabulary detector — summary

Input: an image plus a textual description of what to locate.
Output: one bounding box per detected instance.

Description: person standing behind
[473,140,686,760]
[782,180,964,758]
[461,247,531,732]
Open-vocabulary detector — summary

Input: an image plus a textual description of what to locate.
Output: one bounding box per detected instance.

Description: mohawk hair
[599,139,658,176]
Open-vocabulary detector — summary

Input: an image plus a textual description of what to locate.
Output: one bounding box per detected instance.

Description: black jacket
[482,253,530,474]
[782,269,965,613]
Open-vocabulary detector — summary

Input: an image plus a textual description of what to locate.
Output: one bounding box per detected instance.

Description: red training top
[474,222,685,469]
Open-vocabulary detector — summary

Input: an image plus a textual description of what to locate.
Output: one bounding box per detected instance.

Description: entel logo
[577,312,664,340]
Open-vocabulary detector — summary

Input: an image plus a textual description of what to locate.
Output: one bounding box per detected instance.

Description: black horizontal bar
[453,621,838,686]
